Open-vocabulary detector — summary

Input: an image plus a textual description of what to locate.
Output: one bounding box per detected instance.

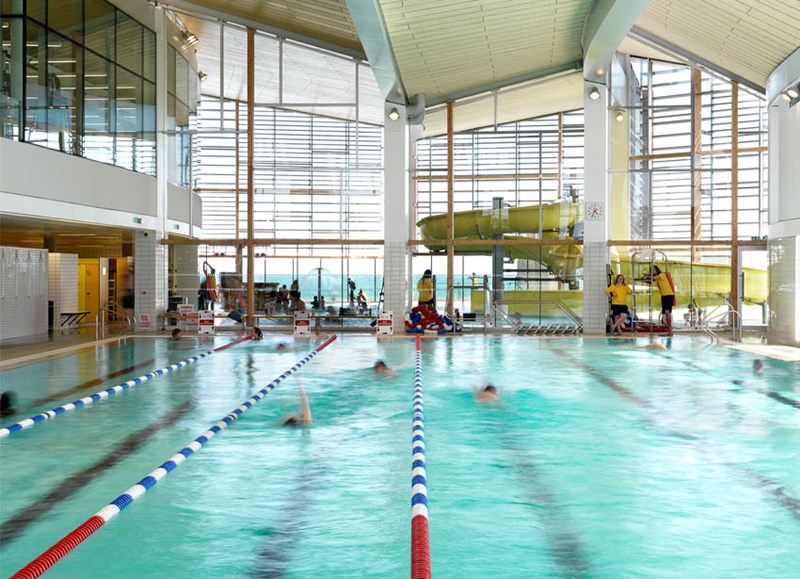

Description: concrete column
[134,230,168,332]
[582,80,611,335]
[383,103,410,331]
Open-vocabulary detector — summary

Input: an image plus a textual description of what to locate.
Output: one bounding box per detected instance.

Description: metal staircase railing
[493,300,583,335]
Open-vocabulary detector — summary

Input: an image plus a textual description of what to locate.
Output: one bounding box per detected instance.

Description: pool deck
[1,329,798,371]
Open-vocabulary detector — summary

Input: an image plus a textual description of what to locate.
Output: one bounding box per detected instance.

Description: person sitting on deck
[357,289,369,311]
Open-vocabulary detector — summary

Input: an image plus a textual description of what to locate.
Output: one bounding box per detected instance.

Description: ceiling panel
[636,0,800,88]
[379,0,593,103]
[421,72,583,137]
[178,0,362,53]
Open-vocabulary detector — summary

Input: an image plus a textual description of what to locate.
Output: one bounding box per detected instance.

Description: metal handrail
[97,301,135,342]
[698,303,741,344]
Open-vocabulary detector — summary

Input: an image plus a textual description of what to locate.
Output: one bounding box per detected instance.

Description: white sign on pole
[377,311,393,336]
[198,310,215,335]
[294,311,311,336]
[138,313,151,330]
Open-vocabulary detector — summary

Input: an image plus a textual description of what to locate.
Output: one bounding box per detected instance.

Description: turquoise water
[1,336,799,577]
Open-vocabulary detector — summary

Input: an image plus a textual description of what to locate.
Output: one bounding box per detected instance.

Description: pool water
[1,335,799,578]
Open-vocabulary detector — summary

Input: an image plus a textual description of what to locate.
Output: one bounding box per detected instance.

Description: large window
[166,44,198,188]
[0,0,156,175]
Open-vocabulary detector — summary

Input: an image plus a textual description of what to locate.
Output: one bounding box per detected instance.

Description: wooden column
[691,68,702,262]
[246,28,255,326]
[730,81,739,324]
[446,102,455,317]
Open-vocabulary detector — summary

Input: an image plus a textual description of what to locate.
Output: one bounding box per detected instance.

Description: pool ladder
[96,301,135,343]
[699,303,741,345]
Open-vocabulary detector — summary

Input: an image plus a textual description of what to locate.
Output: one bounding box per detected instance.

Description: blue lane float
[10,335,337,579]
[0,336,252,439]
[411,334,431,578]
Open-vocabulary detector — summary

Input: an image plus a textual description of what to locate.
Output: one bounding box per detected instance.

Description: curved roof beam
[767,47,800,105]
[344,0,407,105]
[582,0,650,83]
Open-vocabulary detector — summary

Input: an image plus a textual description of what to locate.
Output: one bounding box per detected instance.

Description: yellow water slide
[417,200,767,307]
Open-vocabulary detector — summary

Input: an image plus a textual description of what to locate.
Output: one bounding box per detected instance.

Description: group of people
[606,265,676,336]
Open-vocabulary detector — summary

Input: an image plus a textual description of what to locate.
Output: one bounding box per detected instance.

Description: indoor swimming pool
[1,335,799,578]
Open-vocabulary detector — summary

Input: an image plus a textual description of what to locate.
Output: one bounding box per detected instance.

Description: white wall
[48,253,79,333]
[0,139,157,217]
[1,247,49,340]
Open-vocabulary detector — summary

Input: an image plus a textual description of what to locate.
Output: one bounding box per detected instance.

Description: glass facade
[166,44,198,188]
[1,0,157,175]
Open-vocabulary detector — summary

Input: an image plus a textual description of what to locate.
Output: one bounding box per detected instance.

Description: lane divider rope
[9,335,338,579]
[0,336,252,439]
[411,334,431,579]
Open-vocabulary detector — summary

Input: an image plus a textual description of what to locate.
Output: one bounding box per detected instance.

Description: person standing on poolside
[606,274,633,335]
[417,269,434,309]
[649,265,676,336]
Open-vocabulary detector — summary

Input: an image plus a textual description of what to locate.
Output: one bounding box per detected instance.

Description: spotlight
[185,33,198,46]
[388,107,400,121]
[588,87,601,100]
[198,71,208,82]
[615,110,625,122]
[781,92,792,102]
[787,86,799,99]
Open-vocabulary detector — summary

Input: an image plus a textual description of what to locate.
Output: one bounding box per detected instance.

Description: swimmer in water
[621,335,667,350]
[373,360,397,376]
[1,391,17,418]
[250,327,263,340]
[476,385,498,401]
[282,384,312,426]
[171,328,182,341]
[276,342,289,351]
[753,359,764,373]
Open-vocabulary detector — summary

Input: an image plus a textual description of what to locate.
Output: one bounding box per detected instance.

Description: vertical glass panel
[83,50,113,164]
[139,78,155,175]
[49,0,81,41]
[116,11,141,76]
[142,27,155,82]
[115,65,140,170]
[46,33,79,153]
[85,0,115,60]
[167,45,176,95]
[24,20,47,144]
[175,52,188,105]
[189,66,197,113]
[25,0,45,23]
[1,16,23,139]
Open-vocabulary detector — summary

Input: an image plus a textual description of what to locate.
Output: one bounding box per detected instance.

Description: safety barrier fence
[410,334,432,579]
[0,336,253,439]
[9,335,338,579]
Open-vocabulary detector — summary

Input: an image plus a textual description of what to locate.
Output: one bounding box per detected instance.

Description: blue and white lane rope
[10,335,338,579]
[411,334,431,579]
[0,335,252,439]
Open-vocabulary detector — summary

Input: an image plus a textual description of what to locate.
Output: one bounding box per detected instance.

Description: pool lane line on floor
[0,336,252,440]
[250,460,327,579]
[15,358,159,415]
[553,347,800,524]
[9,335,338,579]
[661,353,800,411]
[497,428,592,578]
[0,398,196,547]
[411,335,431,579]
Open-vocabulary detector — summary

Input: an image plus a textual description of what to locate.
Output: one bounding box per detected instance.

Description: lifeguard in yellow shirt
[650,265,676,336]
[417,269,434,309]
[606,274,633,334]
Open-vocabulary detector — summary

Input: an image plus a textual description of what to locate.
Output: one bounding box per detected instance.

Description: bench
[60,311,90,333]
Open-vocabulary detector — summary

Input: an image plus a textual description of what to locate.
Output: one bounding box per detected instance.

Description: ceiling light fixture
[615,110,625,122]
[787,86,799,100]
[185,33,198,46]
[198,71,208,82]
[388,107,400,121]
[588,87,600,100]
[781,92,792,102]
